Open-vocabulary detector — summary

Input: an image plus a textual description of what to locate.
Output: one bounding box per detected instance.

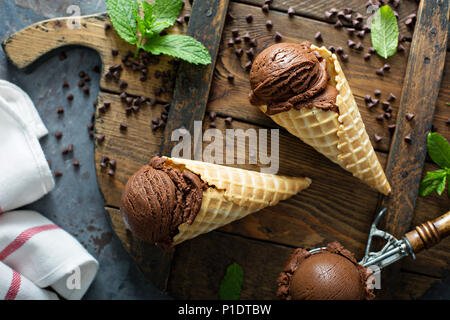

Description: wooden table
[4,0,449,299]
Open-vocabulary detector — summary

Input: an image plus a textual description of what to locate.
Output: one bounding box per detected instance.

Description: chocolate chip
[209,111,217,120]
[93,66,100,73]
[357,30,365,38]
[388,93,397,101]
[245,61,253,71]
[235,48,243,57]
[209,121,216,128]
[109,159,117,169]
[68,144,74,152]
[262,4,269,13]
[376,114,384,121]
[96,134,105,142]
[62,148,69,155]
[107,169,115,177]
[184,14,190,22]
[328,46,336,53]
[352,20,361,27]
[119,80,128,89]
[54,171,63,177]
[266,20,273,29]
[347,28,355,35]
[98,105,106,113]
[334,21,343,28]
[225,117,233,125]
[112,49,119,56]
[383,63,391,71]
[246,14,253,23]
[57,106,64,114]
[364,94,372,103]
[176,17,183,25]
[325,11,333,20]
[404,134,412,144]
[250,39,258,47]
[388,124,396,134]
[376,68,384,76]
[55,131,63,139]
[59,51,67,61]
[385,106,393,113]
[405,113,415,121]
[274,32,282,42]
[73,159,80,167]
[62,81,69,88]
[315,32,323,41]
[374,134,383,142]
[337,11,345,19]
[88,123,94,131]
[79,71,86,78]
[119,123,128,131]
[67,94,74,101]
[381,101,390,110]
[232,29,239,37]
[228,39,234,47]
[364,53,371,60]
[384,112,392,119]
[355,42,363,51]
[374,89,381,97]
[347,39,356,48]
[84,75,91,82]
[227,73,235,83]
[104,23,111,31]
[344,8,353,14]
[83,87,90,95]
[446,118,450,126]
[288,7,295,17]
[398,44,405,52]
[336,47,344,55]
[243,32,251,42]
[246,48,255,59]
[234,37,242,44]
[369,47,376,54]
[341,54,349,62]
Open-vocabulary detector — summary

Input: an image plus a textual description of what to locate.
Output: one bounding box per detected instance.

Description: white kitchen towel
[0,80,48,139]
[0,262,58,300]
[0,210,99,300]
[0,86,54,213]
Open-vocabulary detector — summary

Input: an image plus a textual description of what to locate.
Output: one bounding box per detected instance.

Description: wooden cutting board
[3,0,450,299]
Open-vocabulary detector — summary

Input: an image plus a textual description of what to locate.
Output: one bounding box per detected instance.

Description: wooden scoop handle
[404,211,450,254]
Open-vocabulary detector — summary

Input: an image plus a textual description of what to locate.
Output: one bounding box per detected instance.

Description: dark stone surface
[0,0,449,300]
[0,0,167,299]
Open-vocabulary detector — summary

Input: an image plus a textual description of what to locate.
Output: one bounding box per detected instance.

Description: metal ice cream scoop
[310,208,450,270]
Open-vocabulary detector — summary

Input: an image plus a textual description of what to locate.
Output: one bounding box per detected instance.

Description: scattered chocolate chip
[344,8,353,14]
[364,94,372,103]
[112,49,119,56]
[381,101,390,110]
[57,106,64,114]
[120,92,127,100]
[374,89,381,97]
[98,105,106,113]
[398,44,405,52]
[376,114,384,121]
[325,11,334,20]
[83,87,90,95]
[245,61,253,71]
[119,80,128,90]
[328,46,336,53]
[109,159,117,169]
[384,112,392,120]
[383,63,391,71]
[347,40,356,48]
[404,134,412,144]
[243,32,251,42]
[209,111,217,120]
[246,48,255,59]
[184,14,190,22]
[107,169,115,177]
[235,48,244,57]
[176,17,183,25]
[225,117,233,125]
[446,118,450,126]
[341,54,349,62]
[73,159,80,167]
[54,171,63,177]
[368,47,376,54]
[364,53,371,60]
[234,37,242,44]
[246,14,253,23]
[376,68,384,76]
[374,134,383,142]
[96,134,105,142]
[262,4,269,13]
[232,29,239,37]
[347,28,355,35]
[209,121,216,128]
[355,42,363,51]
[67,94,74,101]
[288,7,295,17]
[405,113,415,121]
[274,32,282,42]
[336,47,344,55]
[388,93,397,101]
[388,124,396,134]
[79,71,86,78]
[227,73,235,83]
[228,39,234,47]
[68,144,74,152]
[357,30,365,38]
[266,20,273,29]
[334,21,343,28]
[315,32,323,41]
[55,131,63,139]
[62,81,69,88]
[93,66,100,73]
[250,39,258,47]
[88,123,94,131]
[62,148,69,155]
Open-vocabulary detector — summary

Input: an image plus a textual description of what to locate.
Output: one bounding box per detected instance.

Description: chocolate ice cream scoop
[120,156,206,248]
[277,241,374,300]
[249,42,338,115]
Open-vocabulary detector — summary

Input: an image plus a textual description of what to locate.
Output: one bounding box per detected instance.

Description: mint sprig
[419,133,450,197]
[219,263,243,300]
[371,5,399,59]
[105,0,211,65]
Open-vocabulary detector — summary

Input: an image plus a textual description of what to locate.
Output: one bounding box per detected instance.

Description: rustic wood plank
[378,0,449,299]
[160,0,230,156]
[237,0,418,37]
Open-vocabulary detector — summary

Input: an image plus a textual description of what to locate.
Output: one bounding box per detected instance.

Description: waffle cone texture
[259,45,391,195]
[163,158,311,245]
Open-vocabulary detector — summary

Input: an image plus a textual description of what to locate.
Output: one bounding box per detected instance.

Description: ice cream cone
[258,45,391,195]
[163,158,311,245]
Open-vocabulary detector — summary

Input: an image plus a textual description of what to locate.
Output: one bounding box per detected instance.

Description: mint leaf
[219,263,243,300]
[371,5,399,59]
[427,132,450,169]
[106,0,139,45]
[419,169,447,196]
[150,0,184,34]
[143,34,211,65]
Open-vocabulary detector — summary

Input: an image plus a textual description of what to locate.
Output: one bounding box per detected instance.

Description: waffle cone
[162,158,311,245]
[259,45,391,195]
